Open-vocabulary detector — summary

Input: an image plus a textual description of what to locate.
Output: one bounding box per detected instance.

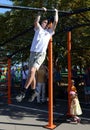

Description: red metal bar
[45,38,56,129]
[67,31,72,115]
[7,58,11,104]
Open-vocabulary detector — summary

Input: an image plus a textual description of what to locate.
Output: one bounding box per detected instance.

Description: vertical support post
[7,58,11,104]
[67,31,72,115]
[45,38,56,129]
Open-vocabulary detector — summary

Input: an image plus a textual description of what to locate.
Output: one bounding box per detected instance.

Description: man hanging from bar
[16,7,58,102]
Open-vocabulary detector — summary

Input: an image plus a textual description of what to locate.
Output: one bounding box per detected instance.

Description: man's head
[41,19,48,29]
[41,16,54,29]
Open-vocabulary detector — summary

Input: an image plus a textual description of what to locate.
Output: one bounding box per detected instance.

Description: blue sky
[0,0,13,13]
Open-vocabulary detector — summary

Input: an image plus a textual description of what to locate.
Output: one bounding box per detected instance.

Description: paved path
[0,99,90,130]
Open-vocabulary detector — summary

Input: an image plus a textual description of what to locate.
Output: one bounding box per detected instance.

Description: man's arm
[34,7,47,29]
[34,12,41,29]
[52,9,58,31]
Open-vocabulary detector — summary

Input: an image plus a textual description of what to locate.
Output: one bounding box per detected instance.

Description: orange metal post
[7,58,11,104]
[45,38,56,129]
[67,31,72,115]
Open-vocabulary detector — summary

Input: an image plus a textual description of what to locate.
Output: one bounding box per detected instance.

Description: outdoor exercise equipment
[0,4,90,129]
[0,4,69,13]
[0,4,90,16]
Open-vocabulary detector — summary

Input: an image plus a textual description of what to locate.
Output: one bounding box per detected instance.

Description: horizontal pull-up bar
[0,4,68,13]
[0,4,90,16]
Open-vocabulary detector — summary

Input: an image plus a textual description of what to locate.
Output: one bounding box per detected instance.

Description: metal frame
[0,4,90,16]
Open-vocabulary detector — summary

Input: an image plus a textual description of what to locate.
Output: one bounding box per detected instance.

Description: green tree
[0,0,90,68]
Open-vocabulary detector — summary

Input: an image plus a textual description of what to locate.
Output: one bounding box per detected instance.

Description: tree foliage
[0,0,90,68]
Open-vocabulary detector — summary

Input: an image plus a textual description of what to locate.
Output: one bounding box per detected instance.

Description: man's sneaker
[28,91,38,102]
[16,91,25,102]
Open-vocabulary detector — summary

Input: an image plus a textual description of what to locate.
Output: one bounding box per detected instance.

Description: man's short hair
[41,16,54,24]
[47,16,54,24]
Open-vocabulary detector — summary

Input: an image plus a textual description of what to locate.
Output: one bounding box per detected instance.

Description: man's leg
[28,76,38,102]
[16,67,37,102]
[24,67,36,89]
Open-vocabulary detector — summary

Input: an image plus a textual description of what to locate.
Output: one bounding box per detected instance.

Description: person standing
[53,65,61,106]
[16,7,58,102]
[83,67,90,105]
[70,91,82,123]
[35,64,48,103]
